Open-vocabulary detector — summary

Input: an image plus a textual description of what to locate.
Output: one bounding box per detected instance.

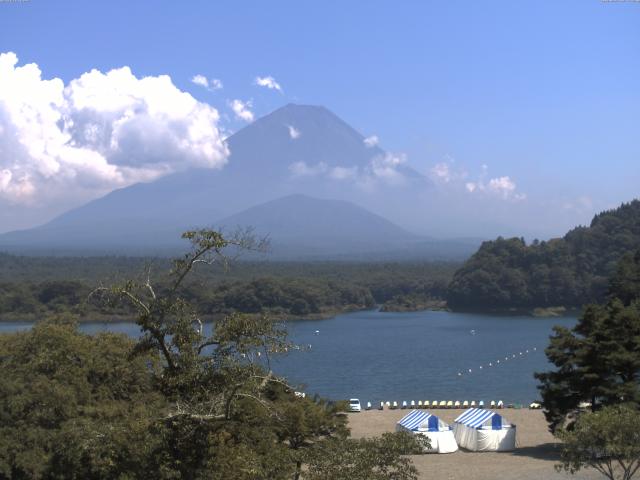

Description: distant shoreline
[0,305,373,324]
[0,303,582,324]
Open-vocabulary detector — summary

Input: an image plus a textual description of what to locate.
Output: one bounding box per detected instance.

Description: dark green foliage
[609,250,640,306]
[535,249,640,432]
[304,431,425,480]
[556,405,640,480]
[200,277,375,316]
[0,259,457,321]
[448,200,640,310]
[0,316,164,479]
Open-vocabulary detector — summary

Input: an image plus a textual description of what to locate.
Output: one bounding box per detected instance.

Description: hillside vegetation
[447,200,640,310]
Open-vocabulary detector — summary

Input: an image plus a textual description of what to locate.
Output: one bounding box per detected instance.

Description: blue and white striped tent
[454,408,504,429]
[396,410,458,453]
[397,410,442,432]
[453,408,516,452]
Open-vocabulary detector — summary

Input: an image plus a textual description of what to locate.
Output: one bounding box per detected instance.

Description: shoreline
[0,305,377,324]
[0,303,582,324]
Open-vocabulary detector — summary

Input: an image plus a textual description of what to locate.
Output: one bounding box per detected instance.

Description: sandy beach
[348,409,601,480]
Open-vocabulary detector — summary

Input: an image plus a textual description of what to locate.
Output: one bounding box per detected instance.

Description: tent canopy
[396,410,459,453]
[454,408,506,430]
[453,408,516,452]
[398,410,445,432]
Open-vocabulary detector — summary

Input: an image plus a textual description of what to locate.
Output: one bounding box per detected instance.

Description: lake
[0,309,576,405]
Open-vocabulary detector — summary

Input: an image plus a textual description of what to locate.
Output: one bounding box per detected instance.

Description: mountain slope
[0,104,424,254]
[216,194,417,257]
[447,200,640,310]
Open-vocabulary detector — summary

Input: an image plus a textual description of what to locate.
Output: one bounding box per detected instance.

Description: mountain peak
[0,104,424,256]
[225,103,383,177]
[279,102,326,111]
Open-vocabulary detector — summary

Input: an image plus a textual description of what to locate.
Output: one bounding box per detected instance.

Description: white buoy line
[456,347,538,377]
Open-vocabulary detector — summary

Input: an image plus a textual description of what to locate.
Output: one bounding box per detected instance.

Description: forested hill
[447,200,640,310]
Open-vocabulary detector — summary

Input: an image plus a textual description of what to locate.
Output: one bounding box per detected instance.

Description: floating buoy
[457,346,540,380]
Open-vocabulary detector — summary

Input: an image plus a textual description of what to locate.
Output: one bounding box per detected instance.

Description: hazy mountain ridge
[218,194,414,244]
[0,104,476,259]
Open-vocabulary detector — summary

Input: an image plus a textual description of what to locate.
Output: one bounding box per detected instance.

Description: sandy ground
[348,409,601,480]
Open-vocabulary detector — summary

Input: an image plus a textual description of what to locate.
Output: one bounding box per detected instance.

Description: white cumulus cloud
[369,153,407,184]
[428,157,468,185]
[487,176,517,198]
[430,163,453,183]
[229,99,254,122]
[0,52,228,206]
[288,152,408,187]
[288,161,328,177]
[287,124,301,139]
[191,74,208,88]
[191,74,223,91]
[363,135,379,148]
[254,75,282,92]
[431,159,524,201]
[466,175,525,201]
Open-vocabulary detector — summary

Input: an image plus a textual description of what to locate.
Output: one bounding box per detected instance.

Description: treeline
[448,200,640,310]
[186,277,375,317]
[0,262,458,320]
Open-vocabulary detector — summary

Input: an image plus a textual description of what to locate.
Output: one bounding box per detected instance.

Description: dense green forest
[0,230,424,479]
[0,257,456,321]
[447,200,640,310]
[5,199,640,317]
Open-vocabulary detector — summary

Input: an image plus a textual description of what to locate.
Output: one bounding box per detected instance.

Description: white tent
[395,410,458,453]
[453,408,516,452]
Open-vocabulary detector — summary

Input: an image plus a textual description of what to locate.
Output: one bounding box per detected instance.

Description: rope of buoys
[457,347,538,377]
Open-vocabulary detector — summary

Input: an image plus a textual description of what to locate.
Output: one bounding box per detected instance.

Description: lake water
[0,309,576,405]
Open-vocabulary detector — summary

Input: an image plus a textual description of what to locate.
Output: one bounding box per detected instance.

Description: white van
[348,398,362,412]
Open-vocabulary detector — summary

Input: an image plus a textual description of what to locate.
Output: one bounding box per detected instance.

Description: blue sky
[1,0,639,236]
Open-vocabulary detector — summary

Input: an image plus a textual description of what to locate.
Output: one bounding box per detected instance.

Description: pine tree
[535,250,640,432]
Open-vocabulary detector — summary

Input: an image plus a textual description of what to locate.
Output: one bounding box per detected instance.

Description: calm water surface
[0,310,576,405]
